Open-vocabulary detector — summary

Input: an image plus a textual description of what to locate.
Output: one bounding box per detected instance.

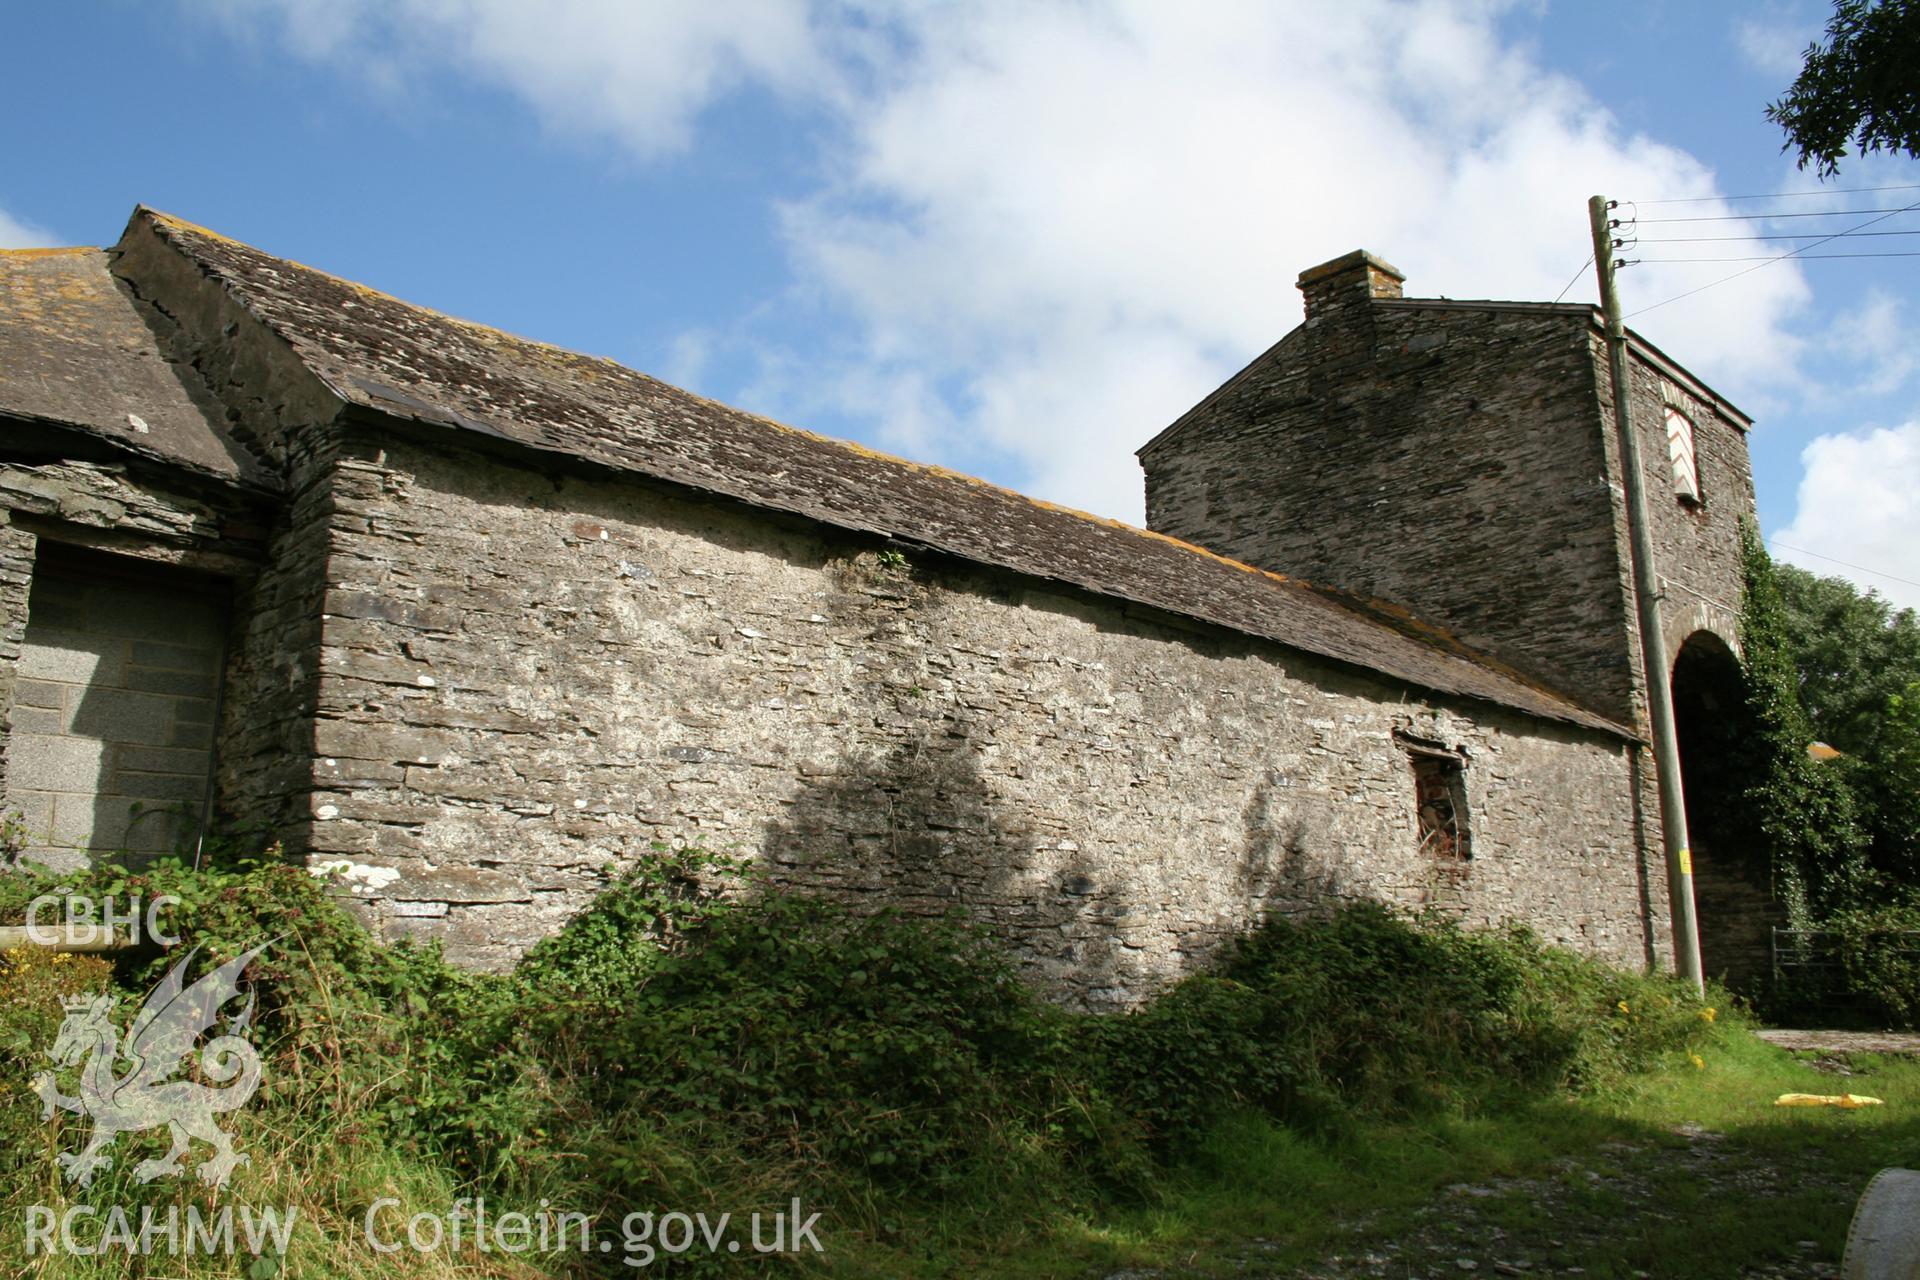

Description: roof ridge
[133,206,1628,737]
[141,209,1336,598]
[139,207,626,369]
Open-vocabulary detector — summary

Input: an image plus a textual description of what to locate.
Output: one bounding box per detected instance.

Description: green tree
[1774,564,1920,888]
[1855,683,1920,885]
[1735,524,1870,919]
[1766,0,1920,176]
[1775,562,1920,749]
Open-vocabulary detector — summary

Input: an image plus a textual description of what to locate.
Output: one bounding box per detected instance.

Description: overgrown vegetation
[1733,520,1871,923]
[1725,525,1920,1023]
[1817,902,1920,1028]
[0,850,1748,1276]
[1774,555,1920,891]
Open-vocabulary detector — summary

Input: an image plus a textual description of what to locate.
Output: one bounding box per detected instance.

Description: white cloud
[1735,13,1817,79]
[0,205,58,249]
[202,0,835,158]
[204,0,1818,523]
[1774,423,1920,609]
[659,329,715,394]
[779,1,1813,519]
[1823,290,1919,397]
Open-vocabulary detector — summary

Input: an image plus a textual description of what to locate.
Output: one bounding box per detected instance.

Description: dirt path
[1105,1123,1848,1280]
[1269,1125,1830,1280]
[1753,1029,1920,1056]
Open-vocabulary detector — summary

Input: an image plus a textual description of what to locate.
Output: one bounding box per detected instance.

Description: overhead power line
[1771,542,1920,592]
[1551,254,1593,305]
[1625,197,1920,319]
[1639,229,1920,243]
[1638,183,1920,204]
[1639,251,1920,262]
[1638,207,1920,222]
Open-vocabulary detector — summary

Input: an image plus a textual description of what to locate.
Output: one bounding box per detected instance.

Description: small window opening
[1665,404,1702,504]
[1397,733,1471,864]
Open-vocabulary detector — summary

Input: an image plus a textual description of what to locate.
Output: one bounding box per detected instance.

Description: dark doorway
[1670,632,1775,992]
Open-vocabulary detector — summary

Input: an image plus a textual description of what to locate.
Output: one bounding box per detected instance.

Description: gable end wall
[1143,305,1641,725]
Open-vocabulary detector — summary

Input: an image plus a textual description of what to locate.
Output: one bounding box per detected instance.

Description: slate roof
[0,246,273,488]
[112,207,1627,737]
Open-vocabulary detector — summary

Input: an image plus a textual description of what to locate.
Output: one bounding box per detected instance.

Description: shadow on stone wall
[759,709,1143,1008]
[1238,772,1350,915]
[760,719,1369,1010]
[11,545,227,869]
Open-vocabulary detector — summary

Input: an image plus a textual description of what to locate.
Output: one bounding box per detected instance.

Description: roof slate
[119,207,1629,737]
[0,247,273,487]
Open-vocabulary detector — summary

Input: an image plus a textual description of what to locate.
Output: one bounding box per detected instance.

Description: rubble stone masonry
[2,226,1730,1007]
[289,432,1668,1004]
[1141,260,1752,734]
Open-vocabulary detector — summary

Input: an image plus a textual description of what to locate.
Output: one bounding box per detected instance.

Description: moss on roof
[0,245,272,487]
[119,206,1629,737]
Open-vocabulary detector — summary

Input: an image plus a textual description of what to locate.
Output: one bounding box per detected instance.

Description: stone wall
[290,430,1666,1004]
[1598,335,1754,665]
[206,443,342,855]
[0,518,35,801]
[1689,843,1781,994]
[1141,280,1642,727]
[1141,269,1758,739]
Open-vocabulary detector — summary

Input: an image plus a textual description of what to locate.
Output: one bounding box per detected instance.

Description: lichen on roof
[0,246,100,260]
[123,206,1629,736]
[0,244,273,486]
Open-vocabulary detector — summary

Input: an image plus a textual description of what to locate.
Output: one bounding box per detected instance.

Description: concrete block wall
[0,459,278,864]
[284,431,1666,1004]
[7,546,225,862]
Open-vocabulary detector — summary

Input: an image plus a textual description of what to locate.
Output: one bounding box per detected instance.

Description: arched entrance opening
[1670,631,1774,992]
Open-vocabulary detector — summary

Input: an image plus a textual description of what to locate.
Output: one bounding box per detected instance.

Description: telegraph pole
[1588,194,1705,994]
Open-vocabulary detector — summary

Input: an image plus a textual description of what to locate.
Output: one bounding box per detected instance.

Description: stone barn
[0,211,1758,1004]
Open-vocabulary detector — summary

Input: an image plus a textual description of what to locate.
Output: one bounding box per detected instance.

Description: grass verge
[0,851,1911,1277]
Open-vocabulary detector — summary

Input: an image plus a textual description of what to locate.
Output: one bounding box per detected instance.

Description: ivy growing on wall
[1732,519,1870,924]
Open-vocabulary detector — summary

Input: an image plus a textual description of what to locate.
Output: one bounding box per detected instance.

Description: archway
[1670,631,1775,992]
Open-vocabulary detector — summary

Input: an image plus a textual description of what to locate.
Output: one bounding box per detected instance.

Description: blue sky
[4,1,1916,606]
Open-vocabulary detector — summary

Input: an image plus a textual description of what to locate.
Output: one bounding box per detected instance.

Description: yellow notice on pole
[1677,847,1692,877]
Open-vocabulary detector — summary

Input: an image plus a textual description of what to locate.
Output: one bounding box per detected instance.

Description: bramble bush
[0,846,1726,1275]
[1084,904,1715,1153]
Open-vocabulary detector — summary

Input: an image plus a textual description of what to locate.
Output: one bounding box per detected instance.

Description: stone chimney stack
[1297,250,1405,321]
